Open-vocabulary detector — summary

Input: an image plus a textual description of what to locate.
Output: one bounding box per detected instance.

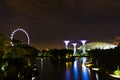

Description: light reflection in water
[41,58,43,71]
[82,57,89,80]
[39,58,102,80]
[95,73,99,80]
[40,58,43,80]
[66,62,72,80]
[73,60,79,80]
[66,68,71,80]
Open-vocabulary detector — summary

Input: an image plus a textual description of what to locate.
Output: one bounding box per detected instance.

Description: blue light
[66,62,72,80]
[66,69,71,80]
[73,60,79,80]
[82,57,89,80]
[82,57,87,64]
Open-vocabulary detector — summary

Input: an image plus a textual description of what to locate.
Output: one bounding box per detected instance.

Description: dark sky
[0,0,120,48]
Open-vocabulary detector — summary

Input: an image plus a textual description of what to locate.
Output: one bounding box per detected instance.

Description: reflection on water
[95,73,99,80]
[41,58,43,72]
[65,57,90,80]
[38,57,114,80]
[82,57,89,80]
[73,60,79,80]
[66,68,71,80]
[40,58,44,80]
[66,62,72,80]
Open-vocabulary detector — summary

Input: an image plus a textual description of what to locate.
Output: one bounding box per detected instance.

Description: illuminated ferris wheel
[10,28,30,46]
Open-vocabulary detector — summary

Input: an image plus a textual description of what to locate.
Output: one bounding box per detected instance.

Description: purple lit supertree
[64,40,70,49]
[72,43,77,55]
[80,40,87,54]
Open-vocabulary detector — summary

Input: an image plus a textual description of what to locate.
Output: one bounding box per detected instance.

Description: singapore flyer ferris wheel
[10,28,30,46]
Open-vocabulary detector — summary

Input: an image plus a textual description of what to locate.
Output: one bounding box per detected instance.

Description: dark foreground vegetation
[0,34,75,80]
[88,44,120,76]
[0,34,40,80]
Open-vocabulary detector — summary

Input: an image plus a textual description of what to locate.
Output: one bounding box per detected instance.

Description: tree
[0,34,10,59]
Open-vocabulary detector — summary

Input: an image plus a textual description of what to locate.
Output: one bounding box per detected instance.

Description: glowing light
[65,62,72,80]
[66,68,71,80]
[109,74,120,78]
[1,62,8,71]
[41,58,43,73]
[33,68,37,71]
[10,28,30,46]
[66,54,69,59]
[41,58,43,67]
[81,57,89,80]
[80,40,87,54]
[72,43,77,55]
[66,62,72,69]
[64,40,70,49]
[18,72,21,78]
[82,57,87,64]
[73,60,79,80]
[81,40,87,45]
[27,59,31,66]
[91,68,99,71]
[86,63,93,67]
[32,77,37,80]
[40,58,44,80]
[95,73,99,80]
[113,70,120,76]
[66,62,69,69]
[70,54,72,57]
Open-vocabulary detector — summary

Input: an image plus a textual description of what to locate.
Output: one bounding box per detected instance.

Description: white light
[81,40,87,45]
[72,43,77,46]
[10,28,30,46]
[64,40,70,49]
[80,40,87,54]
[32,77,37,80]
[72,43,77,55]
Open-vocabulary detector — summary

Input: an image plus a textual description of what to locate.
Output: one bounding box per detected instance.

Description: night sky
[0,0,120,48]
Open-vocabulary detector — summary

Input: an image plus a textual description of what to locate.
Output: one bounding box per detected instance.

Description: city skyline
[0,0,120,48]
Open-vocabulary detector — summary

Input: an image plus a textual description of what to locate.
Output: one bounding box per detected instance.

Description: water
[36,57,116,80]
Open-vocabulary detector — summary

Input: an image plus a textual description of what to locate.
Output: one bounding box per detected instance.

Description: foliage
[113,70,120,76]
[88,45,120,73]
[0,34,39,80]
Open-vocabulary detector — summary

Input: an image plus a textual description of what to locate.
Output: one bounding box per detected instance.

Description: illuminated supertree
[72,43,77,55]
[80,40,87,54]
[10,28,30,46]
[64,40,70,49]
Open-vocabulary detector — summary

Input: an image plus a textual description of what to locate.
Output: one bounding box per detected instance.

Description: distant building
[78,42,117,51]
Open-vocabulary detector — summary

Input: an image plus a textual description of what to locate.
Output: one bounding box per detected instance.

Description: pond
[36,57,116,80]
